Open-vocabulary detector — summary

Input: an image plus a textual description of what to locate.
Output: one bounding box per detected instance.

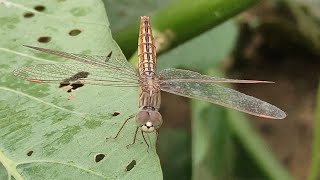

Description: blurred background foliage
[104,0,320,179]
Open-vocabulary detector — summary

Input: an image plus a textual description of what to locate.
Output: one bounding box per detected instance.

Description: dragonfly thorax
[139,75,161,110]
[135,109,163,133]
[140,76,160,91]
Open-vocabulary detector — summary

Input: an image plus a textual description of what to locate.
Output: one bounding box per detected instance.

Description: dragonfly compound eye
[136,110,159,133]
[135,110,149,126]
[149,111,162,129]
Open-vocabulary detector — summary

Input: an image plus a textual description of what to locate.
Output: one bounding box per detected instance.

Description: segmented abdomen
[138,16,157,77]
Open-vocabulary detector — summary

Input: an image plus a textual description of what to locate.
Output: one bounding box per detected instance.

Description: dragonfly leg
[126,127,139,149]
[141,131,150,152]
[106,114,135,141]
[156,129,160,146]
[155,130,160,154]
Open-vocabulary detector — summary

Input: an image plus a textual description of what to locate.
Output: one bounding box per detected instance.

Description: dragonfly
[14,16,286,148]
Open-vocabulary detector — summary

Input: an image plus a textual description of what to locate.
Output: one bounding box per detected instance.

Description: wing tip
[258,111,287,119]
[238,80,275,84]
[259,81,275,84]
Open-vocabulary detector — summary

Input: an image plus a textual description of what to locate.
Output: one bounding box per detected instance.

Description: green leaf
[157,21,238,72]
[228,111,292,180]
[191,68,235,179]
[308,85,320,180]
[285,0,320,54]
[0,1,162,179]
[104,0,172,33]
[157,128,191,180]
[192,99,234,179]
[192,68,292,179]
[158,22,238,179]
[113,0,259,57]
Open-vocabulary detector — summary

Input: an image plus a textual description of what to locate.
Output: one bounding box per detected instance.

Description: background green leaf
[111,0,259,57]
[308,85,320,180]
[157,21,237,72]
[0,0,162,179]
[192,68,292,180]
[104,0,172,33]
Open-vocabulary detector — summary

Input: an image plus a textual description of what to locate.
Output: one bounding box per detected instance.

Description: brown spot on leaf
[38,36,51,43]
[34,5,45,12]
[23,12,34,18]
[112,112,120,116]
[69,29,82,36]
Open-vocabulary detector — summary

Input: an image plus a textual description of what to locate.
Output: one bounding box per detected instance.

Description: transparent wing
[23,45,137,77]
[14,63,139,87]
[159,69,286,119]
[159,68,273,83]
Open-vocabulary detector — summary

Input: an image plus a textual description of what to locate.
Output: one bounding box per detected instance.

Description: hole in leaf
[34,5,45,12]
[59,71,89,92]
[23,12,34,18]
[112,112,120,116]
[38,36,51,43]
[94,153,105,163]
[27,150,34,156]
[69,29,82,36]
[126,160,136,171]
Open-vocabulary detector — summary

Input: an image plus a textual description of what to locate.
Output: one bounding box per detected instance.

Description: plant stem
[114,0,260,57]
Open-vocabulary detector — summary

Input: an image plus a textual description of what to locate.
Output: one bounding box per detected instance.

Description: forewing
[14,63,139,86]
[159,68,273,83]
[160,73,286,119]
[23,45,137,77]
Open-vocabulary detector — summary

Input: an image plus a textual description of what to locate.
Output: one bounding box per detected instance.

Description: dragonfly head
[136,109,163,133]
